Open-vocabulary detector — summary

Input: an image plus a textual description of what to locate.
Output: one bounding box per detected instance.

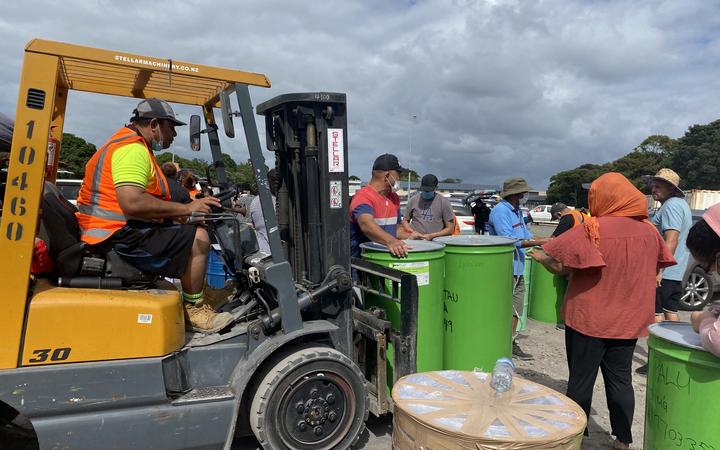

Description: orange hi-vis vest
[562,209,587,227]
[452,214,461,236]
[75,127,171,245]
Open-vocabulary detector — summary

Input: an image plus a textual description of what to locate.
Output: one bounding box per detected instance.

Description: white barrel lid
[393,370,586,442]
[360,239,445,253]
[649,322,706,351]
[434,235,517,247]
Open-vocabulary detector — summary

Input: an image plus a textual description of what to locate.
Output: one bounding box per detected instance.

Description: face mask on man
[421,191,435,200]
[387,173,400,193]
[151,123,164,152]
[519,193,529,206]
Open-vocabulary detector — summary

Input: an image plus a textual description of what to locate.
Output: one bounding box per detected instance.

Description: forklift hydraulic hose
[258,267,352,332]
[258,279,338,331]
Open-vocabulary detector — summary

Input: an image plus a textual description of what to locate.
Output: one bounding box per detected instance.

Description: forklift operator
[349,153,422,258]
[75,98,234,333]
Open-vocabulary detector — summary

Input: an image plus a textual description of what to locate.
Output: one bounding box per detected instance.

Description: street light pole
[408,114,417,198]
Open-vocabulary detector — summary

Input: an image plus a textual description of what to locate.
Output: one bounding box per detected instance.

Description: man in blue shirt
[489,177,550,360]
[636,168,691,376]
[648,169,692,322]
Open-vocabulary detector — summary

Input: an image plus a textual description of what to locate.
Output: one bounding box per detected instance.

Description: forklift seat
[40,181,155,288]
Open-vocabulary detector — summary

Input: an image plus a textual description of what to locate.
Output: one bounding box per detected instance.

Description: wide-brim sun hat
[644,168,684,198]
[500,177,532,198]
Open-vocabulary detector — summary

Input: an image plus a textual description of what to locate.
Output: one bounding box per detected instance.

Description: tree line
[57,133,256,187]
[547,119,720,206]
[59,136,461,188]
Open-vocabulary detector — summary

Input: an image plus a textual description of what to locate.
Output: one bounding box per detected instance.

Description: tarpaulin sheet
[392,371,586,450]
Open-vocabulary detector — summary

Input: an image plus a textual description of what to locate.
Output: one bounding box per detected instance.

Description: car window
[452,205,471,216]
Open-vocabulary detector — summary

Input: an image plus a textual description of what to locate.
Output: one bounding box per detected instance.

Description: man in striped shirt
[349,154,422,258]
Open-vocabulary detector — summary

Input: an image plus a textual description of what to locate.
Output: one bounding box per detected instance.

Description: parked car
[680,210,720,310]
[529,204,556,223]
[451,203,475,234]
[521,206,533,225]
[681,256,720,311]
[55,179,83,206]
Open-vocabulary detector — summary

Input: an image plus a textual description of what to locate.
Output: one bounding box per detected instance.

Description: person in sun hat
[639,168,692,369]
[488,177,551,360]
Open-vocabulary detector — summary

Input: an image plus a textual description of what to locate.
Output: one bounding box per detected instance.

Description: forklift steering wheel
[215,189,236,205]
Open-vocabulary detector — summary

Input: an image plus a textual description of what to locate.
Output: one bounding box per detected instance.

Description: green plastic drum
[435,235,516,372]
[528,260,567,324]
[361,240,446,387]
[644,322,720,450]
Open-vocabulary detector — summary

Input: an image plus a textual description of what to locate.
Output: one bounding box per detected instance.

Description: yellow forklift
[0,39,372,450]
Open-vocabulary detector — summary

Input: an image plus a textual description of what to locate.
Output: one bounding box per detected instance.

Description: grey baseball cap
[550,202,568,216]
[131,98,186,126]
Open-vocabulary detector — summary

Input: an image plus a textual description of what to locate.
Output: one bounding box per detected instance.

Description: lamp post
[408,114,417,198]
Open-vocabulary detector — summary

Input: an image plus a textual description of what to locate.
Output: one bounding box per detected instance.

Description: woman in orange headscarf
[530,172,675,450]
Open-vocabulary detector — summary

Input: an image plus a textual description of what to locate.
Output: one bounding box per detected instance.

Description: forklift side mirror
[189,115,201,151]
[220,89,235,138]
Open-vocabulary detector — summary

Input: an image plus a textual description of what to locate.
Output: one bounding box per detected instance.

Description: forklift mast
[256,93,353,354]
[256,93,350,284]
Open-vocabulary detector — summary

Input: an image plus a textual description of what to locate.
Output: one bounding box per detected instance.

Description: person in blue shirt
[636,168,692,376]
[648,168,692,322]
[489,177,550,360]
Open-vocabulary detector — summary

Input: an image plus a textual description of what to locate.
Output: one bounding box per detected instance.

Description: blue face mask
[150,124,164,152]
[421,191,435,200]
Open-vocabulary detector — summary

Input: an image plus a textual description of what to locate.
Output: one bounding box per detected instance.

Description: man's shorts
[513,275,525,317]
[656,279,682,314]
[109,220,197,279]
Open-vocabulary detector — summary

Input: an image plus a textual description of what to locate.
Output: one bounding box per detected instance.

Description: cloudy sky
[2,0,720,189]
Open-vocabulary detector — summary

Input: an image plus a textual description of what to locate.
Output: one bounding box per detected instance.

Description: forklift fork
[351,257,418,416]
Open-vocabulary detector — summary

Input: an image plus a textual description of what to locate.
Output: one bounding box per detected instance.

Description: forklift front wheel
[250,346,368,450]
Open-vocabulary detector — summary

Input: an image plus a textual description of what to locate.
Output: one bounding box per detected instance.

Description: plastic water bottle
[490,357,515,394]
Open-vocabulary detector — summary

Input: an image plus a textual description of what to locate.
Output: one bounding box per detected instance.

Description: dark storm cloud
[1,0,720,188]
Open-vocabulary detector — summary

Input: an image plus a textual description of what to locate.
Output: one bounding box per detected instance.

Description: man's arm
[398,199,424,239]
[423,198,455,240]
[116,185,220,219]
[357,213,410,257]
[396,204,423,240]
[663,229,680,255]
[425,219,454,240]
[396,221,423,240]
[529,247,569,275]
[492,208,548,247]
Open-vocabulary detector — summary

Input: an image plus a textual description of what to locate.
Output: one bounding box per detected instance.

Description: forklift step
[171,386,234,405]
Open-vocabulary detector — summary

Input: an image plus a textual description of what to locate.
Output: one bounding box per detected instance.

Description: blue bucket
[206,248,227,288]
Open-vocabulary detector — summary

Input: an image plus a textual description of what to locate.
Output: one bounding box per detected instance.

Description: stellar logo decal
[328,128,344,173]
[114,55,200,73]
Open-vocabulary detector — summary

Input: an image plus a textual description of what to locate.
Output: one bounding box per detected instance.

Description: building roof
[398,181,500,191]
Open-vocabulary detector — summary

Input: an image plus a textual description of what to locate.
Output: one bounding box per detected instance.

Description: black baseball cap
[372,153,408,173]
[420,174,439,192]
[131,98,186,126]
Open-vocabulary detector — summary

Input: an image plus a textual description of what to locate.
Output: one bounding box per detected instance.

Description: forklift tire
[250,346,368,450]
